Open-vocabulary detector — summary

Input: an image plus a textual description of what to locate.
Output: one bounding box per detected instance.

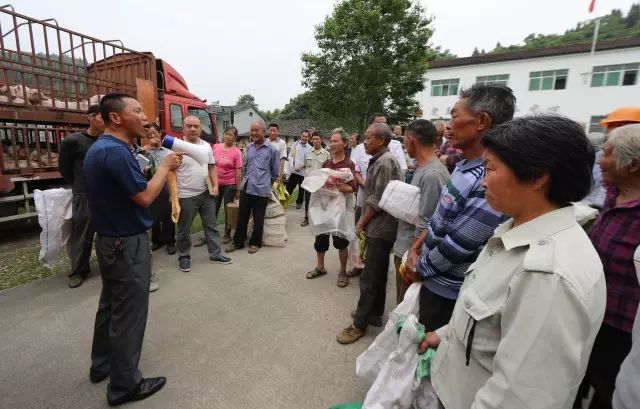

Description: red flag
[589,0,596,13]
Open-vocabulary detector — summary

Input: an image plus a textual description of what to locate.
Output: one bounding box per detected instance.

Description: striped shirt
[416,157,506,299]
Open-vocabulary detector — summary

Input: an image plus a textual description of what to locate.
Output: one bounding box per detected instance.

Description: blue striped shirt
[416,157,506,299]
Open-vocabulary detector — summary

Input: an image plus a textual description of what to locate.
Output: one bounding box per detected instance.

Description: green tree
[301,0,435,130]
[261,109,281,122]
[236,94,256,106]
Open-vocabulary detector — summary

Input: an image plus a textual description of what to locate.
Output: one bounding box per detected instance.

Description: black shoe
[89,371,109,383]
[179,257,191,272]
[107,376,166,406]
[151,243,164,252]
[166,243,177,255]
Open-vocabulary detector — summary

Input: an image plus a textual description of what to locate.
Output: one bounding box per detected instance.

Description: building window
[476,74,509,86]
[529,69,568,91]
[169,104,183,133]
[591,63,638,87]
[431,78,459,97]
[589,115,607,133]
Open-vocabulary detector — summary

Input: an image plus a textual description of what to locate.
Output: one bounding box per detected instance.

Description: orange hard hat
[600,107,640,127]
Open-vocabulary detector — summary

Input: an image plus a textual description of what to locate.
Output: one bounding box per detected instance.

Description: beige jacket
[432,205,606,409]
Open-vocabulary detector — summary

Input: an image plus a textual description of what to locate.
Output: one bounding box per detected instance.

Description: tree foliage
[301,0,436,130]
[482,3,640,54]
[236,94,256,106]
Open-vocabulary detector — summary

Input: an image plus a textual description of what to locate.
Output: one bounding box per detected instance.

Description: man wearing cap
[59,104,105,288]
[583,107,640,210]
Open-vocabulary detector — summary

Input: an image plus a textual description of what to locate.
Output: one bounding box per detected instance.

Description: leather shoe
[166,243,177,255]
[151,243,164,252]
[89,371,109,383]
[107,376,166,406]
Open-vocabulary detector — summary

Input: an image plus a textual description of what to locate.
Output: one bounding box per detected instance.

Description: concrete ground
[0,207,396,409]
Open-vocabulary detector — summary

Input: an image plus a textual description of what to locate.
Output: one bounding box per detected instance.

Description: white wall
[419,47,640,130]
[233,107,264,135]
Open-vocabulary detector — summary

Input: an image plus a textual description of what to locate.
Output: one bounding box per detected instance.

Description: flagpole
[590,17,601,55]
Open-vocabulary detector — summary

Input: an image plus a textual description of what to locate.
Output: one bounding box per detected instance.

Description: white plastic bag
[356,283,422,383]
[301,168,354,193]
[346,239,364,271]
[34,188,73,268]
[361,314,426,409]
[379,180,421,225]
[308,188,356,242]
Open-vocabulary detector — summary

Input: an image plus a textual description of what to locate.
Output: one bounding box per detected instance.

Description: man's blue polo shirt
[83,134,152,237]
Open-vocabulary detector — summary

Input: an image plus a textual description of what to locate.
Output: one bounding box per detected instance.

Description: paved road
[0,207,396,409]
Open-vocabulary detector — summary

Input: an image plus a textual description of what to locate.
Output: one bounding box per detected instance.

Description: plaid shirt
[436,140,463,174]
[589,187,640,333]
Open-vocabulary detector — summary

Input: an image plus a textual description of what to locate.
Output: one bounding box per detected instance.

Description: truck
[0,5,217,224]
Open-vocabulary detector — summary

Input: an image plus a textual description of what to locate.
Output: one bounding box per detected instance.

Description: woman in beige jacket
[419,115,607,409]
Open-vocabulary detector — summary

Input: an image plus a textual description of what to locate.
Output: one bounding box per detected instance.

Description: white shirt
[289,140,309,176]
[432,206,606,409]
[176,139,215,199]
[266,137,287,160]
[350,143,371,206]
[388,139,407,171]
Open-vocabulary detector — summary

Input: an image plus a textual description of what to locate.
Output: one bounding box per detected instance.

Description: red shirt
[321,157,357,191]
[212,144,242,186]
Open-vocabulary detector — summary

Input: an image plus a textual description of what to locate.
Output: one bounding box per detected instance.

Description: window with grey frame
[431,78,459,97]
[169,104,183,133]
[588,115,607,134]
[476,74,509,86]
[529,69,568,91]
[591,63,638,87]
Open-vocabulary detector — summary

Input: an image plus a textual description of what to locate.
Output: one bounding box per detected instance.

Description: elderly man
[84,93,181,406]
[175,116,231,272]
[226,120,279,254]
[286,129,310,210]
[266,122,287,182]
[367,113,407,177]
[58,104,105,288]
[577,124,640,409]
[404,83,515,333]
[337,123,402,344]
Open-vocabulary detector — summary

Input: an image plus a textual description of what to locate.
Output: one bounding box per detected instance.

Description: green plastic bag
[329,403,362,409]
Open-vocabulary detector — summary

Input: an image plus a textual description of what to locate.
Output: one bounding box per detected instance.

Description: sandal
[337,273,349,288]
[346,268,362,278]
[306,267,327,279]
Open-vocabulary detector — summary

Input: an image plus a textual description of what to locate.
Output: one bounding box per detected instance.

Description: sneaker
[179,257,191,272]
[225,243,240,253]
[193,237,206,247]
[337,325,365,344]
[350,310,383,327]
[68,275,84,288]
[166,244,177,255]
[296,203,302,210]
[210,255,232,265]
[300,218,309,227]
[149,280,159,292]
[221,235,232,244]
[248,245,259,254]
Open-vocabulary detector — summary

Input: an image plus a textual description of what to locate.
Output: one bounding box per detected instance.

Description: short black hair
[311,130,321,137]
[268,123,279,129]
[224,126,238,138]
[367,112,386,125]
[459,83,516,127]
[148,123,162,134]
[301,129,310,136]
[406,119,437,146]
[87,104,100,115]
[100,93,134,125]
[482,115,595,206]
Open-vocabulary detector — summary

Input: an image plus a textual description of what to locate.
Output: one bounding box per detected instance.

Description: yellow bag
[358,231,367,262]
[272,180,290,209]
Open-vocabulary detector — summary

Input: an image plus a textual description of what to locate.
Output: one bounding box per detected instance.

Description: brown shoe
[225,243,240,253]
[346,268,362,278]
[221,235,232,244]
[68,275,84,288]
[248,245,259,254]
[350,310,383,327]
[337,325,365,344]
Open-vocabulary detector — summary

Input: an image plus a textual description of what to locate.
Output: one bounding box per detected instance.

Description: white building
[419,37,640,133]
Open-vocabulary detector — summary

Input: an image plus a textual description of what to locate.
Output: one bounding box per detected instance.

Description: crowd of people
[57,87,640,408]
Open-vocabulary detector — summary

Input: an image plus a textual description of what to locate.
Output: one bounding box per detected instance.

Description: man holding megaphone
[163,115,232,272]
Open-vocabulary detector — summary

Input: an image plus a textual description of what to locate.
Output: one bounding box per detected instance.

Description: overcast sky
[12,0,637,110]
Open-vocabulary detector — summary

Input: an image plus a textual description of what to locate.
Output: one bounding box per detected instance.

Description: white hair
[607,124,640,169]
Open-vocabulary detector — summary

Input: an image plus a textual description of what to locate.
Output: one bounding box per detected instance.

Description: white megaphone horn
[161,136,210,165]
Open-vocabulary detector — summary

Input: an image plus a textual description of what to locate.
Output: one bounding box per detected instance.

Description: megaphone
[161,136,210,165]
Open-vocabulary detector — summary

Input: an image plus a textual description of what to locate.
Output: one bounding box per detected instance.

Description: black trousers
[68,192,95,278]
[304,190,311,218]
[353,237,393,330]
[576,323,632,409]
[90,233,151,402]
[149,185,175,246]
[233,190,268,248]
[314,233,349,253]
[418,285,457,332]
[286,173,305,205]
[214,184,237,236]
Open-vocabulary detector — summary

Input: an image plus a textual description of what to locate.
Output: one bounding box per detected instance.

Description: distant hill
[465,3,640,57]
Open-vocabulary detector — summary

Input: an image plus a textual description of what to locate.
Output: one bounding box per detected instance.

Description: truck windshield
[188,108,214,143]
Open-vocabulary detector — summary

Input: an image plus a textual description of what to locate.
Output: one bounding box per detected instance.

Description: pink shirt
[212,144,242,186]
